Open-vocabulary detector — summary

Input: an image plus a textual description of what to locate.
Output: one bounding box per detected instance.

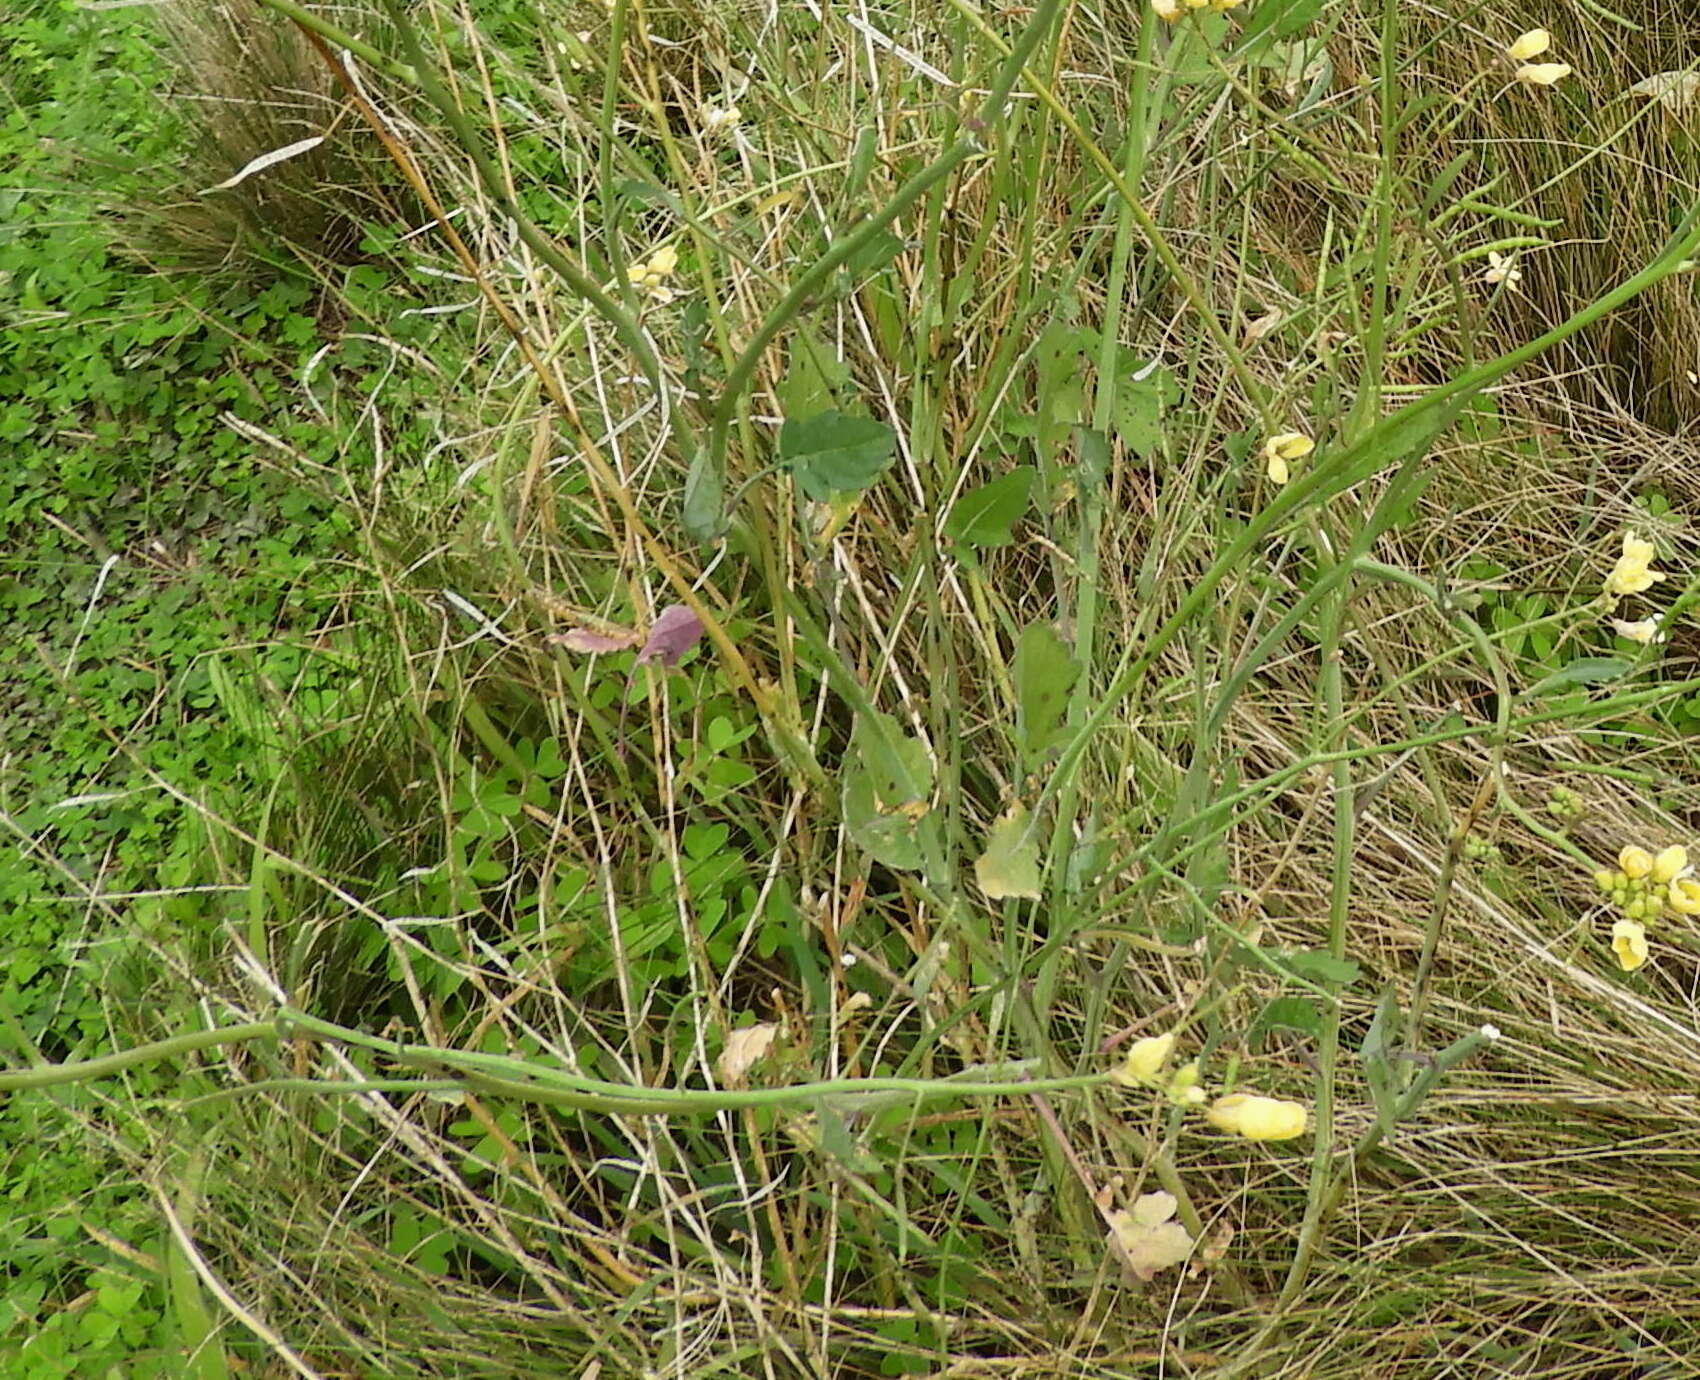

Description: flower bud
[1206,1093,1308,1141]
[1113,1033,1176,1087]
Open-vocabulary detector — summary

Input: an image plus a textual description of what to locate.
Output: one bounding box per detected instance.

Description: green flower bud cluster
[1462,834,1501,864]
[1544,786,1586,821]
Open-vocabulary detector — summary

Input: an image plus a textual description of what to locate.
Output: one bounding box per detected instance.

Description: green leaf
[1237,0,1324,46]
[842,712,938,872]
[1360,988,1403,1128]
[973,804,1042,901]
[1359,986,1401,1067]
[843,764,939,871]
[1523,657,1632,698]
[1012,623,1080,761]
[844,229,905,279]
[852,710,932,808]
[781,410,898,501]
[1249,996,1322,1046]
[1077,424,1111,489]
[1371,467,1434,532]
[682,447,726,542]
[1034,321,1088,466]
[1112,368,1169,461]
[777,331,849,419]
[1419,151,1475,219]
[943,466,1034,548]
[1282,949,1360,986]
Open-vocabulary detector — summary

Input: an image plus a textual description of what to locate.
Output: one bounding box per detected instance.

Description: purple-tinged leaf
[634,604,705,668]
[548,627,641,654]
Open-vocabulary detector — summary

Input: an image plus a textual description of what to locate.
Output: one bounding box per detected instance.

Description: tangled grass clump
[16,0,1700,1375]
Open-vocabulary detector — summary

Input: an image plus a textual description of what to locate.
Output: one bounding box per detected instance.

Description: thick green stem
[0,1022,277,1091]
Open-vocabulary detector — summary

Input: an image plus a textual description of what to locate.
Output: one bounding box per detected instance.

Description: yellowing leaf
[974,804,1042,900]
[1629,71,1700,114]
[718,1023,779,1084]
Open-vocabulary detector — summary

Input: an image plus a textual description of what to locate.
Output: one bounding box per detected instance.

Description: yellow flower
[1610,616,1665,645]
[1484,251,1522,291]
[1506,29,1551,62]
[1668,877,1700,916]
[1610,919,1648,972]
[627,245,679,303]
[1605,532,1666,597]
[1209,0,1244,9]
[1113,1032,1176,1086]
[1151,0,1182,17]
[1206,1092,1308,1141]
[1516,62,1572,87]
[1262,431,1314,486]
[1651,845,1689,885]
[1618,845,1654,880]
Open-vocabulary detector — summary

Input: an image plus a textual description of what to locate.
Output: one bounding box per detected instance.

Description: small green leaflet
[852,710,932,809]
[1248,995,1322,1047]
[1236,0,1324,48]
[781,410,898,501]
[944,466,1034,548]
[777,331,848,419]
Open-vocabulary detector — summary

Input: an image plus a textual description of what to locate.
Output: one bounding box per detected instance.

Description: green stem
[250,0,417,82]
[0,1022,277,1091]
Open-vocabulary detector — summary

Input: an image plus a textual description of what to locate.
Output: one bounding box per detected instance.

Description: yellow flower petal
[1264,431,1315,461]
[1515,62,1572,87]
[1506,29,1551,62]
[1668,877,1700,916]
[1610,919,1648,972]
[1651,845,1689,885]
[1605,532,1666,596]
[1261,432,1312,486]
[1108,1194,1194,1280]
[1619,845,1654,880]
[1151,0,1182,18]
